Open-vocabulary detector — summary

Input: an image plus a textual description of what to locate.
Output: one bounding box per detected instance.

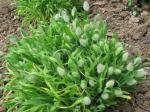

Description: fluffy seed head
[101,93,109,100]
[127,62,134,71]
[122,52,129,62]
[106,80,115,88]
[89,80,95,87]
[75,27,82,36]
[54,13,60,20]
[83,1,90,12]
[134,57,142,65]
[115,46,123,55]
[135,69,146,78]
[114,89,123,97]
[57,67,65,76]
[114,68,121,75]
[92,34,99,41]
[79,39,88,47]
[80,80,87,89]
[83,97,91,105]
[71,7,77,17]
[97,64,105,74]
[127,79,137,85]
[61,11,70,22]
[78,59,84,67]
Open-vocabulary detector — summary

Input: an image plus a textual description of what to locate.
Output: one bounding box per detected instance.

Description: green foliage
[16,0,84,25]
[128,0,134,7]
[3,11,146,112]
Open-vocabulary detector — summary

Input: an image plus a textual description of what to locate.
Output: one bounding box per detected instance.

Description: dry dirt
[0,0,20,111]
[89,0,150,112]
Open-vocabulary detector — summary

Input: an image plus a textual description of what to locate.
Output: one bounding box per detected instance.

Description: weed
[3,3,146,112]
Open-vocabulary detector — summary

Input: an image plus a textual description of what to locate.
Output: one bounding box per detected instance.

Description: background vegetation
[16,0,84,25]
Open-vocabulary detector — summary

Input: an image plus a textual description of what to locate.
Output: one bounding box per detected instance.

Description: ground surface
[0,0,20,111]
[0,0,150,112]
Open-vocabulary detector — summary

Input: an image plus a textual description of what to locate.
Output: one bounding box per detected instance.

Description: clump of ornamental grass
[16,0,84,25]
[3,3,146,112]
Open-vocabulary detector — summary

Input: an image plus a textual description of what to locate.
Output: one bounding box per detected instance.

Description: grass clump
[3,8,146,112]
[16,0,84,25]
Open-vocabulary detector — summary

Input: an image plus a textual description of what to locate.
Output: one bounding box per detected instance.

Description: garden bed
[0,0,150,112]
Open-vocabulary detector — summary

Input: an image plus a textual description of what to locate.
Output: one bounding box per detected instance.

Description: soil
[89,0,150,112]
[0,0,20,111]
[0,0,150,112]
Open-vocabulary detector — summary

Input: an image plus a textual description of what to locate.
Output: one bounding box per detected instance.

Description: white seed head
[75,27,82,36]
[63,14,70,23]
[83,1,90,12]
[108,67,114,75]
[80,80,87,89]
[61,10,70,22]
[54,13,60,21]
[57,67,65,76]
[101,93,109,100]
[97,63,105,74]
[79,39,88,47]
[134,57,142,65]
[122,52,129,62]
[127,79,137,86]
[135,69,146,78]
[106,80,115,88]
[92,33,99,41]
[83,97,91,105]
[114,68,121,75]
[78,59,84,67]
[127,62,134,71]
[115,46,123,55]
[71,7,77,17]
[114,89,123,97]
[89,80,95,87]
